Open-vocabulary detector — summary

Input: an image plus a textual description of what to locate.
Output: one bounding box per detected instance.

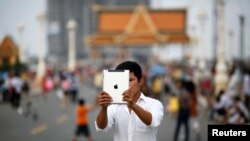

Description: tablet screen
[103,70,129,104]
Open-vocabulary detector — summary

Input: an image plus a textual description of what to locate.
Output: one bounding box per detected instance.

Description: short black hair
[115,61,142,81]
[78,98,85,105]
[183,80,195,93]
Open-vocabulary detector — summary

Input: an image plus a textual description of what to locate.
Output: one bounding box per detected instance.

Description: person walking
[173,79,191,141]
[11,71,23,113]
[69,72,80,103]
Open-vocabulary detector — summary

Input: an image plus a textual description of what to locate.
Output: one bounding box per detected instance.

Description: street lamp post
[67,19,77,72]
[239,15,245,60]
[214,0,229,95]
[198,11,207,71]
[188,25,197,67]
[17,22,25,63]
[228,30,234,62]
[36,10,46,83]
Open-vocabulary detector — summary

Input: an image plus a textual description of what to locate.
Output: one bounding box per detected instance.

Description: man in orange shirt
[72,98,94,141]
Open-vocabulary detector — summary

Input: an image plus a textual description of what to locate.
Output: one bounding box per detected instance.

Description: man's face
[128,72,142,96]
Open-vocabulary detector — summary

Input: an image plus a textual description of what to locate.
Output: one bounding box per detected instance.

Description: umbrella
[149,64,166,76]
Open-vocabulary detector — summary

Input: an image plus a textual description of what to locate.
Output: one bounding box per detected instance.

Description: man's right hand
[97,91,113,108]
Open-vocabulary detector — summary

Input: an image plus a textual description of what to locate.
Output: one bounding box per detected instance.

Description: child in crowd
[72,98,96,141]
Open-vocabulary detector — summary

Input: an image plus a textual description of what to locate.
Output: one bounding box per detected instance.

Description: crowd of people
[1,58,250,141]
[91,59,250,141]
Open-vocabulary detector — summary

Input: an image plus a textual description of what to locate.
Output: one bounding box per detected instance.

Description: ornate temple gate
[0,36,19,70]
[85,5,189,61]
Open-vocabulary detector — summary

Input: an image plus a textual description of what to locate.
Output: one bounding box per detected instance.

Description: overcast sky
[0,0,249,60]
[0,0,45,56]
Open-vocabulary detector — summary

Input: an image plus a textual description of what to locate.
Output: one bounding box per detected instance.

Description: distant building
[47,0,149,65]
[47,0,85,64]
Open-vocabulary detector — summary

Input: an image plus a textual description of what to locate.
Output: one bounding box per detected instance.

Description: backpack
[152,77,162,94]
[166,95,179,113]
[22,81,30,92]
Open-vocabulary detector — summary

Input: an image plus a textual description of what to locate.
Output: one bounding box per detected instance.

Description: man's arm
[130,103,152,126]
[96,91,112,129]
[96,107,108,129]
[123,89,152,126]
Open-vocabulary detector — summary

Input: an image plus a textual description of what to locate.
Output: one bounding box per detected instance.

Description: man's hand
[97,91,113,108]
[123,87,136,109]
[123,86,153,126]
[96,91,112,129]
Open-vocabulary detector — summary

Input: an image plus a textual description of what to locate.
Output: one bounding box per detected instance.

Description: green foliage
[0,60,28,72]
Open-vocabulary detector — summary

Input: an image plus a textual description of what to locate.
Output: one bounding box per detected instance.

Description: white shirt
[95,93,164,141]
[214,93,233,109]
[11,77,23,94]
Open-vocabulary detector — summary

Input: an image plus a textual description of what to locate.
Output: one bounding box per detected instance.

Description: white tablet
[103,69,129,104]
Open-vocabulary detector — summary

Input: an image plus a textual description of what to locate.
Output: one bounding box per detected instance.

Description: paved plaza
[0,83,212,141]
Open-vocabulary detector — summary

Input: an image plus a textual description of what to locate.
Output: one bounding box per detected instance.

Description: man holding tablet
[95,61,164,141]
